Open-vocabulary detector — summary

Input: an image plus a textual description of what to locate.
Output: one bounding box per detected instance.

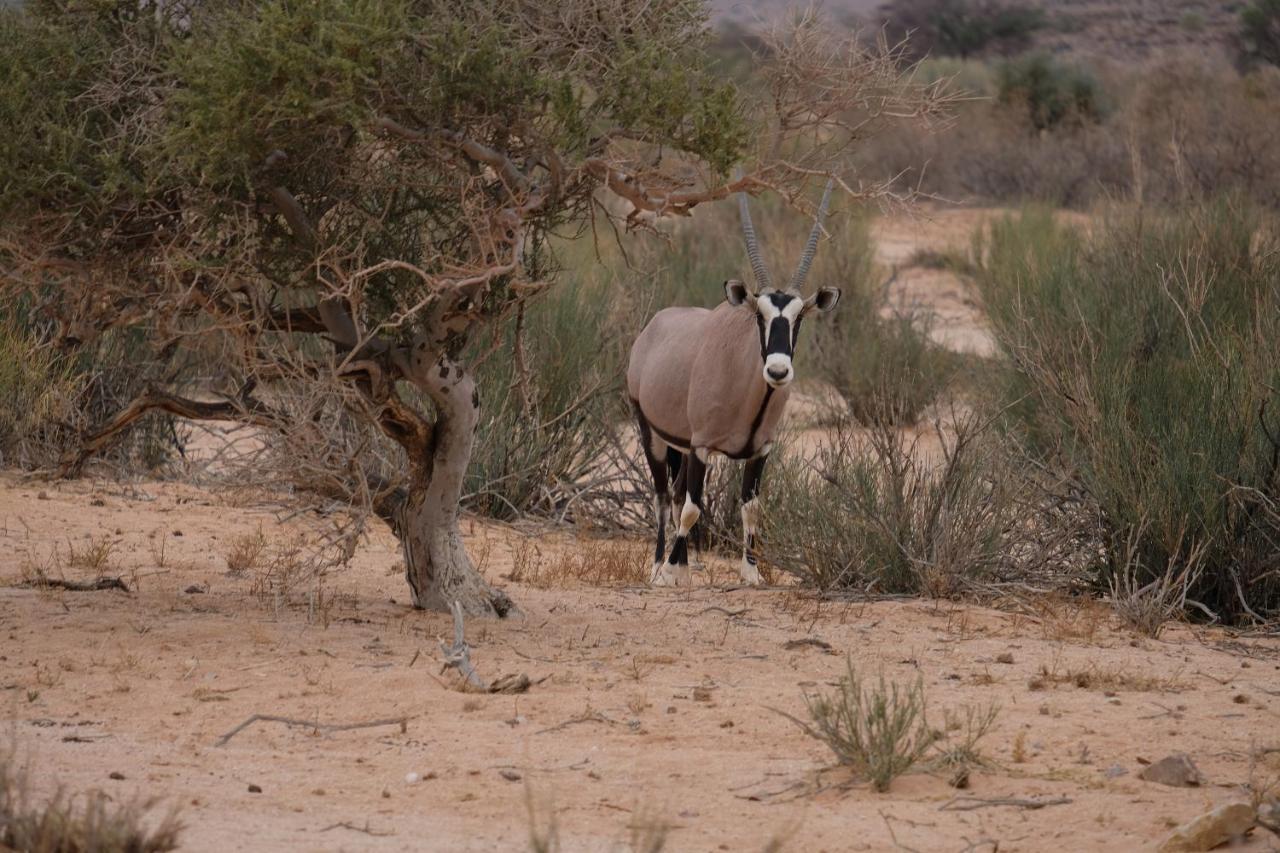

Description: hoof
[739,559,762,586]
[651,562,691,587]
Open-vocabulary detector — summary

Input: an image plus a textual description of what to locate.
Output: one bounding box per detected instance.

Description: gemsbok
[627,181,840,586]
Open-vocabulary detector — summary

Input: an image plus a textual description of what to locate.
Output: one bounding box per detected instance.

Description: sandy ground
[3,482,1279,852]
[3,209,1279,852]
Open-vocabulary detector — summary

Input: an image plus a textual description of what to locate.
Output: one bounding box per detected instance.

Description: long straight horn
[735,171,772,292]
[789,178,834,293]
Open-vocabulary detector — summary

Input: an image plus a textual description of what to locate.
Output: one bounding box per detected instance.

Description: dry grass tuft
[224,527,267,576]
[66,536,116,573]
[509,536,648,588]
[1028,661,1184,693]
[1,746,181,852]
[931,703,1000,787]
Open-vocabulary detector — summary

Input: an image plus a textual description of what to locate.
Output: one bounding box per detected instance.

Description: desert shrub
[1240,0,1280,67]
[0,308,182,472]
[0,317,75,466]
[793,659,934,792]
[761,411,1040,595]
[464,255,620,522]
[879,0,1044,60]
[856,56,1280,209]
[996,53,1105,130]
[975,203,1280,623]
[0,748,181,852]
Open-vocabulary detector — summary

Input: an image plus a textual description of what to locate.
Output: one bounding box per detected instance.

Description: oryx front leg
[738,455,767,585]
[653,450,707,588]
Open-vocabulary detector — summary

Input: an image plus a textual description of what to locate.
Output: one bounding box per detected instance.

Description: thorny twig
[214,714,408,747]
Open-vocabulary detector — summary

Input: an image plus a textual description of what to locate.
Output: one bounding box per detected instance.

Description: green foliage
[165,0,411,189]
[996,53,1105,130]
[974,203,1280,623]
[761,414,1025,595]
[1240,0,1280,67]
[464,270,619,521]
[797,658,934,792]
[881,0,1044,60]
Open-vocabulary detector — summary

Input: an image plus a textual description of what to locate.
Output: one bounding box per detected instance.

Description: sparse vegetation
[0,748,181,852]
[760,412,1045,596]
[795,659,935,792]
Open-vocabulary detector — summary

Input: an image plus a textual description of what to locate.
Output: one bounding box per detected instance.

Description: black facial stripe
[791,316,803,350]
[755,313,766,357]
[765,316,792,357]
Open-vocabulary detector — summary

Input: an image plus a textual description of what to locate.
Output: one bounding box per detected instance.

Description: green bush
[996,53,1105,130]
[974,203,1280,623]
[1240,0,1280,67]
[880,0,1045,61]
[464,253,619,521]
[760,413,1029,595]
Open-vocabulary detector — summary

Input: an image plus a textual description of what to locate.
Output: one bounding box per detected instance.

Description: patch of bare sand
[2,475,1278,852]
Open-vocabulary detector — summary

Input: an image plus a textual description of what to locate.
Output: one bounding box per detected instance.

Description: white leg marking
[739,498,762,585]
[678,494,700,534]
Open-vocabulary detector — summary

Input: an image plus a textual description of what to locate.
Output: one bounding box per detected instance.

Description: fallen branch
[437,600,536,693]
[940,795,1072,812]
[214,714,408,747]
[18,575,130,593]
[319,821,395,837]
[783,637,834,652]
[536,708,617,735]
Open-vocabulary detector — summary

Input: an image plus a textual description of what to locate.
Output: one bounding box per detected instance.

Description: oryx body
[628,180,840,587]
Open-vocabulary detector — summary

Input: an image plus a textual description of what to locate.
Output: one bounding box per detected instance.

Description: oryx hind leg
[739,454,767,586]
[654,449,706,588]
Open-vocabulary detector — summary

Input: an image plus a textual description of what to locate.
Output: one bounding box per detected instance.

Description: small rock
[405,772,421,784]
[1140,754,1206,787]
[172,529,183,537]
[90,498,105,507]
[499,769,522,782]
[666,706,677,714]
[692,687,713,703]
[949,766,970,789]
[1103,765,1127,779]
[108,771,125,780]
[381,788,390,799]
[1232,694,1248,704]
[37,491,49,500]
[1158,802,1255,852]
[996,652,1015,664]
[184,585,205,594]
[248,784,262,793]
[719,720,734,729]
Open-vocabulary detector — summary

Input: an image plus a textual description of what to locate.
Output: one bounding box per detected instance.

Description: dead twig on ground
[17,574,130,592]
[783,637,834,652]
[214,714,408,747]
[536,708,617,735]
[319,821,395,837]
[940,795,1071,811]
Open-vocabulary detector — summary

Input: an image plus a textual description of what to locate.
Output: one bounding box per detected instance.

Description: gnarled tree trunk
[391,352,512,618]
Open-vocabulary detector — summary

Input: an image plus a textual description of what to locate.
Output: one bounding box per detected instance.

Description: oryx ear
[724,279,751,307]
[805,287,841,313]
